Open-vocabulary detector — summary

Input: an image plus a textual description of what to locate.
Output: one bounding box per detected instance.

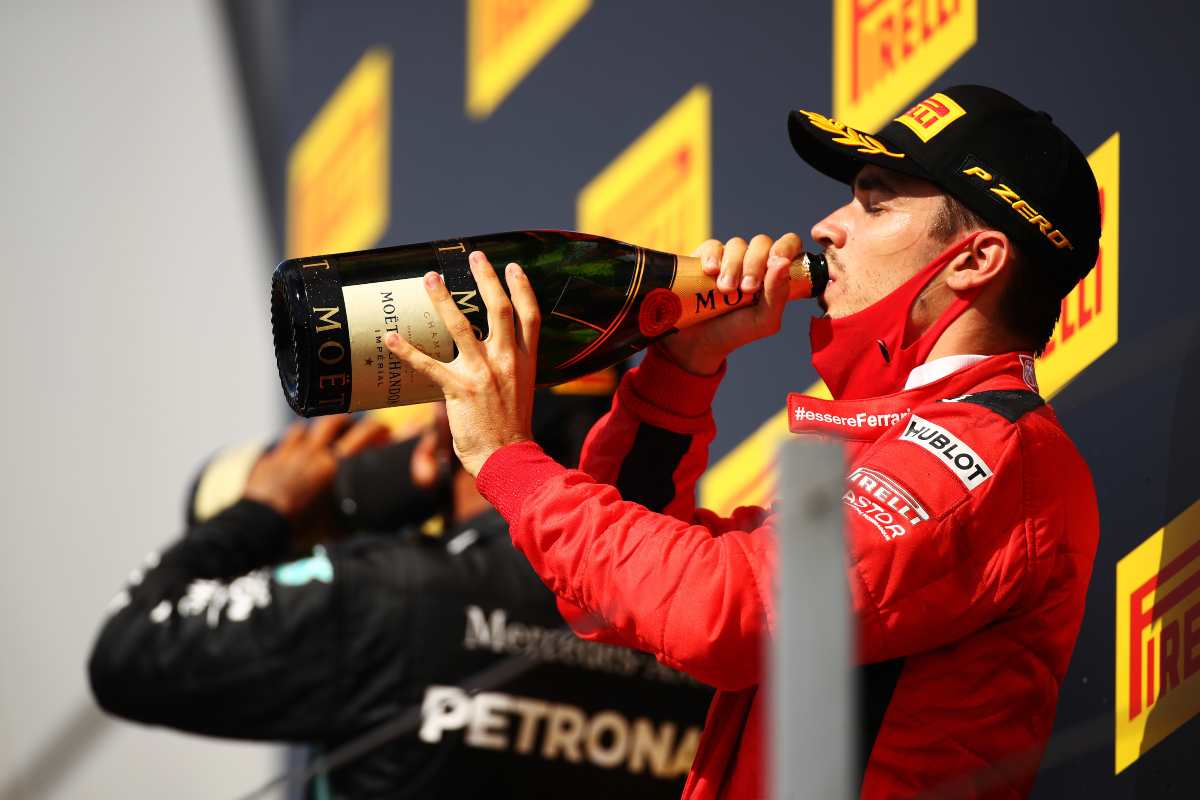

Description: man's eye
[865,203,885,215]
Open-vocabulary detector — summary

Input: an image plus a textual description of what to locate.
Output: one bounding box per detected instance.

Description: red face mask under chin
[808,233,982,401]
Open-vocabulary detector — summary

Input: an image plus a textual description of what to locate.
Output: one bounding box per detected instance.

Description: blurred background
[2,0,1199,797]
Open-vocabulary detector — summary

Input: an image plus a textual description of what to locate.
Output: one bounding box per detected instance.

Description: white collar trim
[904,354,990,390]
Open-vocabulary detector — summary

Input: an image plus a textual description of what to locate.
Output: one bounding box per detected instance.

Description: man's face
[811,165,954,320]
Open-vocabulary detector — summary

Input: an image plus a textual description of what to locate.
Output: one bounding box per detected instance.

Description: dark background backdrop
[224,1,1200,795]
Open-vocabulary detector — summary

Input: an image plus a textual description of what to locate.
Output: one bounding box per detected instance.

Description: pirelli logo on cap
[895,92,966,142]
[1115,497,1200,773]
[898,414,992,490]
[834,0,977,131]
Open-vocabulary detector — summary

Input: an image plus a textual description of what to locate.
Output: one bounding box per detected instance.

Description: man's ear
[945,230,1011,291]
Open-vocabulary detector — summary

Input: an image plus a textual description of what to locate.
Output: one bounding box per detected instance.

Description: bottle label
[342,278,454,409]
[669,255,761,329]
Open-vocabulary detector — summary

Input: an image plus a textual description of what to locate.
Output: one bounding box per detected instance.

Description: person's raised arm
[578,235,804,521]
[88,416,390,741]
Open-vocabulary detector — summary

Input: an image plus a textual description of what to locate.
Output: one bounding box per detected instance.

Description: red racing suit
[476,347,1099,799]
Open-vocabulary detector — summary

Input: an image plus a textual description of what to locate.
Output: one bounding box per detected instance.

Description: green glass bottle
[271,230,827,416]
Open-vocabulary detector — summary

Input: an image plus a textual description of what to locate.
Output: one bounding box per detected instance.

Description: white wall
[0,2,281,797]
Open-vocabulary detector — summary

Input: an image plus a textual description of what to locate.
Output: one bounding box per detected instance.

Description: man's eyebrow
[852,171,897,195]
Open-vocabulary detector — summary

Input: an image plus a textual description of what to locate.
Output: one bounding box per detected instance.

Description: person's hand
[659,233,804,375]
[409,402,453,489]
[383,251,538,477]
[244,415,390,531]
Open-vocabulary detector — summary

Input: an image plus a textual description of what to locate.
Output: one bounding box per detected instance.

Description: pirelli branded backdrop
[225,1,1200,796]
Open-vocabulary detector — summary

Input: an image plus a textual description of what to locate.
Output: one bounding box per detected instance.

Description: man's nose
[810,211,846,251]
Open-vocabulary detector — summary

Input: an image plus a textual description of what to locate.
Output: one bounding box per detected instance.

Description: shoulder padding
[942,390,1044,423]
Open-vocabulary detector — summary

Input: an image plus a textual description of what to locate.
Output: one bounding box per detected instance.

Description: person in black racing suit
[88,382,712,799]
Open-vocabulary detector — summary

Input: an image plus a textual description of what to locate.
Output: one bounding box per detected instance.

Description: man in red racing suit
[384,85,1103,798]
[477,345,1097,798]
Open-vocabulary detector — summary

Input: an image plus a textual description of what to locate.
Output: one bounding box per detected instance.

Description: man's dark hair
[931,195,1062,356]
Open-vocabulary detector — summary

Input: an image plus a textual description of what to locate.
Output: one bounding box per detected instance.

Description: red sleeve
[479,441,774,691]
[552,502,773,650]
[842,404,1032,664]
[577,345,725,522]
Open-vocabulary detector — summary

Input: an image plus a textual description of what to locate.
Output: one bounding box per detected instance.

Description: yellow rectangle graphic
[287,48,391,258]
[577,85,711,258]
[700,380,829,514]
[467,0,591,119]
[1116,497,1200,773]
[834,0,977,132]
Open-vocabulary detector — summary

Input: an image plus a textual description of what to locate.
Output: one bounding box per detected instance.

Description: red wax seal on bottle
[638,288,683,337]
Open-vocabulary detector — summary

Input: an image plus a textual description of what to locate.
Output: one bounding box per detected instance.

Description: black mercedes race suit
[88,500,712,799]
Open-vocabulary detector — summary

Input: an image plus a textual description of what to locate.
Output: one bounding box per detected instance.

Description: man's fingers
[741,234,774,293]
[422,272,485,364]
[334,418,391,459]
[691,239,723,277]
[763,256,792,304]
[309,415,353,448]
[765,233,805,303]
[409,428,442,488]
[718,237,748,293]
[505,263,541,355]
[384,331,460,394]
[758,245,796,320]
[468,251,514,350]
[769,232,803,263]
[277,421,307,451]
[432,402,452,450]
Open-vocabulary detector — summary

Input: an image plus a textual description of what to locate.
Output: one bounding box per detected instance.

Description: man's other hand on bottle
[660,232,804,376]
[383,251,539,477]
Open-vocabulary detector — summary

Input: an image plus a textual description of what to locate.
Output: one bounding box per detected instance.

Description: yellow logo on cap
[895,92,966,142]
[796,110,905,159]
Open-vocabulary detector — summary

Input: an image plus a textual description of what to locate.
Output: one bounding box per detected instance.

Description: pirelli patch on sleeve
[898,414,993,490]
[843,466,931,542]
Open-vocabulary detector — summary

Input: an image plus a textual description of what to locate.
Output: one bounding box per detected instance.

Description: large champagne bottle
[271,230,827,417]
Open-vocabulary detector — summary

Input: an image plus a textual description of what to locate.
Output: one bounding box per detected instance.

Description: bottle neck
[667,253,820,331]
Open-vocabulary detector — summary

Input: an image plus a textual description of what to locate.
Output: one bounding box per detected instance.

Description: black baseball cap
[787,85,1101,295]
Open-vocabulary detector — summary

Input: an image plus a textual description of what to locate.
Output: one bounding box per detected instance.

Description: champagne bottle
[271,230,827,417]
